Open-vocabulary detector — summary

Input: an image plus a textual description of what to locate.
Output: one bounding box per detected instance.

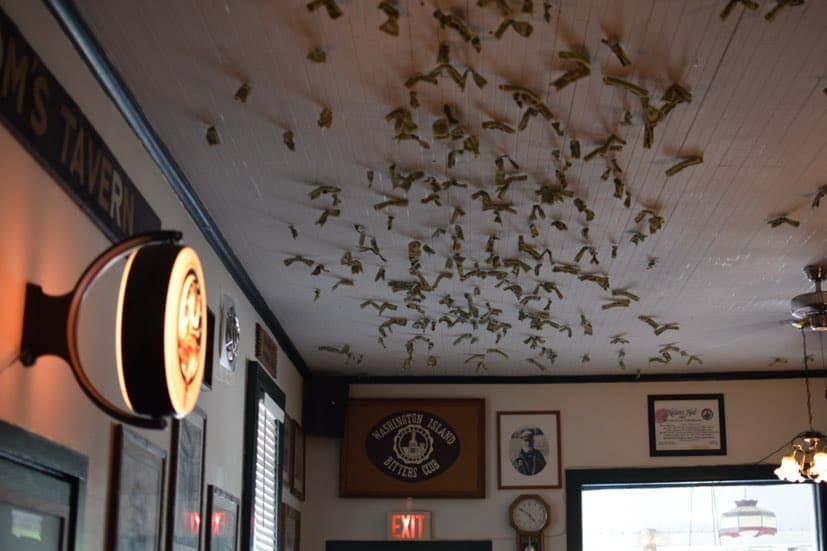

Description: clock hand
[521,507,538,524]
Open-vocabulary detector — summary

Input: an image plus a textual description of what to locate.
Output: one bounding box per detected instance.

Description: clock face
[511,496,549,532]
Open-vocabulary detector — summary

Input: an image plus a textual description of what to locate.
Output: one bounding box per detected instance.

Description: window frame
[566,464,827,551]
[241,360,287,551]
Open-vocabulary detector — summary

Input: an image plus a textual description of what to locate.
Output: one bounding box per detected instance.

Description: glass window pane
[582,483,818,550]
[0,503,64,550]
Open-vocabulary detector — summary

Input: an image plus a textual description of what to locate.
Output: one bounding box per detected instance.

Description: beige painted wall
[303,379,823,551]
[0,1,304,549]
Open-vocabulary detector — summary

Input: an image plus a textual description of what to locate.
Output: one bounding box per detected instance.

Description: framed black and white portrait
[497,411,561,489]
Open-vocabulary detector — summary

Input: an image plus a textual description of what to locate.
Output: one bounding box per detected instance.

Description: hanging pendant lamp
[773,329,827,482]
[774,330,827,482]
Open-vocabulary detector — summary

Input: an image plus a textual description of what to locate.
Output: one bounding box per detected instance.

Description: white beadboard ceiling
[74,0,827,377]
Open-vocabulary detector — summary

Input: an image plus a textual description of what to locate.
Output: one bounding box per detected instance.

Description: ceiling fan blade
[706,319,796,344]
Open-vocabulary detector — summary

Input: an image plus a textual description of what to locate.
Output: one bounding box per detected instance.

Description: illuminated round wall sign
[116,244,207,417]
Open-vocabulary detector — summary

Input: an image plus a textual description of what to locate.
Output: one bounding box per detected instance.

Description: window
[242,361,286,551]
[566,465,827,551]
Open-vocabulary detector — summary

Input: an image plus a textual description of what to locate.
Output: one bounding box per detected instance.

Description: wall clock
[509,494,550,551]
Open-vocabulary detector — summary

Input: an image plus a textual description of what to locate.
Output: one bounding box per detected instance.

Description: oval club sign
[365,411,461,482]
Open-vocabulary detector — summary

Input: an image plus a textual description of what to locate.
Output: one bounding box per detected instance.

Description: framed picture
[497,411,561,489]
[291,423,306,500]
[107,424,166,551]
[205,485,239,551]
[648,394,726,456]
[282,415,293,486]
[280,503,301,551]
[340,398,485,497]
[167,406,208,551]
[218,294,241,372]
[202,308,215,391]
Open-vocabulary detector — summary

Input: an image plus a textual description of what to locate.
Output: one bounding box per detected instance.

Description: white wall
[303,379,825,551]
[0,0,304,549]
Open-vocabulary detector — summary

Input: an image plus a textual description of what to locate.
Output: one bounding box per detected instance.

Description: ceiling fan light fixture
[775,431,827,483]
[812,451,827,481]
[775,454,805,482]
[790,265,827,331]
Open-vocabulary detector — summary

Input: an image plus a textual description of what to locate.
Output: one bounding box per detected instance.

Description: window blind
[252,394,283,550]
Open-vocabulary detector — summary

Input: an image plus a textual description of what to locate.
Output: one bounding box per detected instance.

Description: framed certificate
[648,394,726,456]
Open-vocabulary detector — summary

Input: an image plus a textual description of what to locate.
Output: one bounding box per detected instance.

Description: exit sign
[387,511,432,540]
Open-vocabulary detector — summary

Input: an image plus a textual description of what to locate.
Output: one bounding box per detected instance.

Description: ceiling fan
[707,264,827,345]
[791,264,827,331]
